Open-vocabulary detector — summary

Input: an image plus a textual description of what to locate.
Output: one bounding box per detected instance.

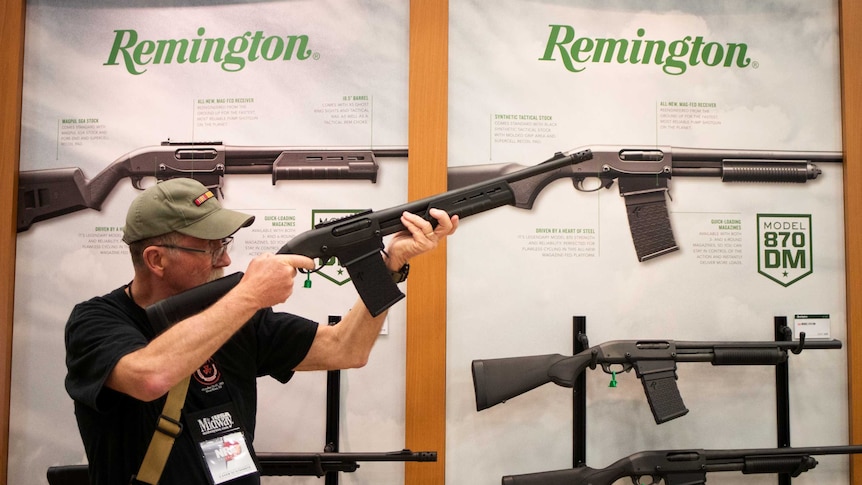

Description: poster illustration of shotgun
[16,140,406,232]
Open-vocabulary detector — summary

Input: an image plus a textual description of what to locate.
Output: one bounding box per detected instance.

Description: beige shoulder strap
[134,376,191,484]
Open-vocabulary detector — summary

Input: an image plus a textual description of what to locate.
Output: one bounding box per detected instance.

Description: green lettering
[700,41,724,67]
[248,31,266,61]
[538,24,582,73]
[688,36,705,66]
[104,27,315,75]
[154,38,191,64]
[725,42,752,68]
[538,27,752,76]
[222,32,251,72]
[104,29,147,75]
[663,37,691,75]
[593,38,629,63]
[261,36,284,61]
[133,40,156,71]
[283,35,312,60]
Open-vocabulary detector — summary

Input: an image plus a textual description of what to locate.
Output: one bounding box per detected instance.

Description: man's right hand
[239,253,316,309]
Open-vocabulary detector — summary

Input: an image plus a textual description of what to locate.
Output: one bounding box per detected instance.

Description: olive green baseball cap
[123,178,255,244]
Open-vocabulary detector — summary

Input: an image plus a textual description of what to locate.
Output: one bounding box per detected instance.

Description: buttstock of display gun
[472,353,576,412]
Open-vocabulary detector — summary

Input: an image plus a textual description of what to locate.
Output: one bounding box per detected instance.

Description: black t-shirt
[65,285,319,485]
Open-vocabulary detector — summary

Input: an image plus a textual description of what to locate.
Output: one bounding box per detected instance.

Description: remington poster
[445,1,847,484]
[12,1,409,484]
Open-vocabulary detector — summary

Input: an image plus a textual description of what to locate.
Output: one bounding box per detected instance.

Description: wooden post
[839,1,862,482]
[406,1,449,484]
[0,0,25,480]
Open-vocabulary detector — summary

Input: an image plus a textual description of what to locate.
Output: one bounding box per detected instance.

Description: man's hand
[238,253,316,308]
[384,208,459,271]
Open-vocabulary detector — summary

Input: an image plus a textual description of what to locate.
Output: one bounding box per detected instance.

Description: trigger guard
[632,475,659,485]
[575,177,614,193]
[601,362,633,374]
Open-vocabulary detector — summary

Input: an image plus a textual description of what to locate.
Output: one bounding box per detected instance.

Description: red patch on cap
[194,190,215,206]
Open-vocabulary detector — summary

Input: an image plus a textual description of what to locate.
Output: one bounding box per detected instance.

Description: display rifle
[146,145,836,318]
[500,445,862,485]
[448,145,840,262]
[471,334,842,424]
[17,140,404,232]
[256,449,437,476]
[46,450,436,483]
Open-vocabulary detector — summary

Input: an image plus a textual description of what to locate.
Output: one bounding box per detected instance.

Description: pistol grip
[633,360,689,424]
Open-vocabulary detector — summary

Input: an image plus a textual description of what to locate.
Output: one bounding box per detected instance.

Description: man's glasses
[152,237,233,265]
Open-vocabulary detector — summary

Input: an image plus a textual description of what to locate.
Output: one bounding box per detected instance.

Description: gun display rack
[324,315,343,485]
[259,315,436,482]
[571,315,805,485]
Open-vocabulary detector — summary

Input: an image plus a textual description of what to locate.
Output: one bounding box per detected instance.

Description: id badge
[187,403,259,484]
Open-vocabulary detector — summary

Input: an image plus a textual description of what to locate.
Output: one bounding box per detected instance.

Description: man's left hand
[384,208,459,271]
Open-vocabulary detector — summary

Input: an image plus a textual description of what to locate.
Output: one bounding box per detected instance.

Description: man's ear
[142,246,167,278]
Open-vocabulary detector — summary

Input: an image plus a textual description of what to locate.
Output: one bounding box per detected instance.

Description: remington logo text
[539,26,752,75]
[105,27,314,75]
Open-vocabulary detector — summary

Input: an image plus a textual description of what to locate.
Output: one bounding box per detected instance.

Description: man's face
[158,235,232,292]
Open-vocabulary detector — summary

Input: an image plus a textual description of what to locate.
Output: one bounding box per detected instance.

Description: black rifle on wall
[257,449,436,476]
[500,445,862,485]
[17,141,403,232]
[46,450,436,484]
[448,145,840,261]
[471,335,842,424]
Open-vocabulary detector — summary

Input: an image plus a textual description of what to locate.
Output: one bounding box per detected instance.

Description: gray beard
[208,268,225,282]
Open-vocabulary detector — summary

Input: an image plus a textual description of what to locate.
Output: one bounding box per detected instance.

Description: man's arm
[106,253,315,401]
[294,209,458,371]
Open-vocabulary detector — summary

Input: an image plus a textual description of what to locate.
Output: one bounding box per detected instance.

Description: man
[65,178,458,484]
